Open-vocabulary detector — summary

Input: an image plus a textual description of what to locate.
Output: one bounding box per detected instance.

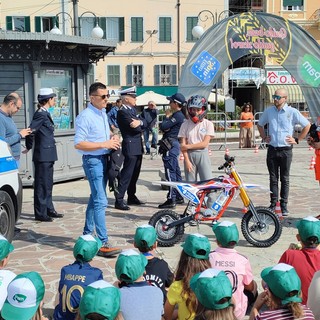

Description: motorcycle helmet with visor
[187,95,207,123]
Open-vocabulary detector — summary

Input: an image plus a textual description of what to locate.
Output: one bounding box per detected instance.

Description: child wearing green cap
[278,216,320,304]
[0,271,49,320]
[115,249,163,320]
[134,224,173,302]
[53,235,103,320]
[164,233,211,320]
[190,268,236,320]
[75,280,123,320]
[0,235,16,311]
[209,221,257,320]
[249,263,315,320]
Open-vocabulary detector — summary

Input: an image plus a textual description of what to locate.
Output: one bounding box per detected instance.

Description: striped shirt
[255,305,315,320]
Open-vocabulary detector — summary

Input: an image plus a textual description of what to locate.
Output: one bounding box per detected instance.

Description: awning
[266,85,305,103]
[122,85,178,96]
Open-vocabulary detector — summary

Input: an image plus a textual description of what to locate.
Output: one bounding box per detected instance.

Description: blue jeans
[82,154,108,243]
[143,127,158,153]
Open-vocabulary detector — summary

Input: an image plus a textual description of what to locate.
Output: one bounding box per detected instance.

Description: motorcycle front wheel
[241,206,282,247]
[149,210,185,247]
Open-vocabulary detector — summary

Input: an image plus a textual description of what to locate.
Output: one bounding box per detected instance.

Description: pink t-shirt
[209,247,253,320]
[178,118,215,146]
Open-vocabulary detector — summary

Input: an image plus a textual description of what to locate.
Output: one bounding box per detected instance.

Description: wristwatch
[294,137,299,144]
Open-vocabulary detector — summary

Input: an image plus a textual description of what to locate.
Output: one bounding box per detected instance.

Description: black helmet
[187,95,207,109]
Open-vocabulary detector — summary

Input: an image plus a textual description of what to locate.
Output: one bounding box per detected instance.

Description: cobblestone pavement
[9,142,319,317]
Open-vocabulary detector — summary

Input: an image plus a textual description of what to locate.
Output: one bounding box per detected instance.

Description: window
[159,17,171,42]
[35,16,55,32]
[283,0,303,10]
[6,16,30,31]
[107,65,120,86]
[154,65,177,85]
[131,17,143,42]
[79,17,124,41]
[40,68,74,130]
[186,17,198,42]
[126,65,143,86]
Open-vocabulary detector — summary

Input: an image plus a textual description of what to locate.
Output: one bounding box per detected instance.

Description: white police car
[0,138,22,241]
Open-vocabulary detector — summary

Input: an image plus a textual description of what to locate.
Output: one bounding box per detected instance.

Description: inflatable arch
[179,12,320,120]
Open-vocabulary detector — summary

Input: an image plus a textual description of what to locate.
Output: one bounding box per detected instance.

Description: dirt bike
[149,154,282,248]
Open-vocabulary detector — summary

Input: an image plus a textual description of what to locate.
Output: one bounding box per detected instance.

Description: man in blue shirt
[258,88,310,216]
[107,98,122,134]
[74,82,121,257]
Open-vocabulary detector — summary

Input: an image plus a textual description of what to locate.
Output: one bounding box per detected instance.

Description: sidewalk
[8,143,319,317]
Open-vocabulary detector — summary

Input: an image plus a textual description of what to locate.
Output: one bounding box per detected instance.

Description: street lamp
[79,11,104,39]
[192,9,234,39]
[50,12,73,35]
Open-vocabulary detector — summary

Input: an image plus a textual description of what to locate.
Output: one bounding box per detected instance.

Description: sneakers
[158,199,176,209]
[176,198,184,205]
[97,242,121,257]
[281,203,290,216]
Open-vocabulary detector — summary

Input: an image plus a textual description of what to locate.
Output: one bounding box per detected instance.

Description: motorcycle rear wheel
[149,210,185,247]
[241,206,282,247]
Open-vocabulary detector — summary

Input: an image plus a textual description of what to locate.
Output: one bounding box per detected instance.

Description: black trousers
[266,146,293,205]
[116,154,142,203]
[33,161,55,218]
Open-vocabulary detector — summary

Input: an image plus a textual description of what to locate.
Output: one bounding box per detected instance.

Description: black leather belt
[269,145,293,151]
[82,154,108,159]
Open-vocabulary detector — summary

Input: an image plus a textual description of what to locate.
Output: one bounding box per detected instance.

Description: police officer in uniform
[158,93,187,208]
[114,87,147,210]
[25,88,63,221]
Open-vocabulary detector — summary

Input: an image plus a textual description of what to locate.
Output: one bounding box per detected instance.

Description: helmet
[187,95,207,123]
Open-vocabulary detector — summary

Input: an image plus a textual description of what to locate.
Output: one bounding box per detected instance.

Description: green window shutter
[6,16,13,30]
[137,18,143,42]
[99,17,107,39]
[154,65,160,85]
[126,65,132,85]
[159,17,171,42]
[283,0,303,6]
[119,17,125,41]
[171,65,177,85]
[186,17,197,42]
[131,17,143,42]
[35,16,41,32]
[25,16,31,32]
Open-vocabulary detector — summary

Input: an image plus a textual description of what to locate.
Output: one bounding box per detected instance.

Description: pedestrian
[306,121,320,186]
[249,263,315,320]
[257,87,310,216]
[74,82,121,257]
[0,235,16,311]
[164,233,211,320]
[108,98,122,135]
[140,100,159,155]
[278,216,320,305]
[115,249,163,320]
[190,268,236,320]
[0,93,31,167]
[158,93,187,209]
[239,102,254,148]
[76,280,123,320]
[114,86,147,211]
[25,88,64,222]
[1,271,49,320]
[53,235,104,320]
[209,221,257,319]
[178,95,215,213]
[134,224,174,302]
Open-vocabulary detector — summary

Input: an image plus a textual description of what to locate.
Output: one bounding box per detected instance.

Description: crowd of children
[1,216,320,320]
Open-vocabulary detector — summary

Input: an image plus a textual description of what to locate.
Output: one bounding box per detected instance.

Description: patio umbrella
[136,91,169,106]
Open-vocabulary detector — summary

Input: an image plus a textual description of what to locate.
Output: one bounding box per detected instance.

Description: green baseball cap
[134,224,157,249]
[190,268,233,310]
[79,280,121,320]
[181,233,211,260]
[115,249,147,283]
[1,272,45,320]
[296,216,320,243]
[73,235,102,262]
[212,221,239,247]
[261,263,302,305]
[0,235,14,261]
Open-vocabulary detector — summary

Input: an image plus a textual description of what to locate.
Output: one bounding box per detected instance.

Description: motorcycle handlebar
[218,154,235,170]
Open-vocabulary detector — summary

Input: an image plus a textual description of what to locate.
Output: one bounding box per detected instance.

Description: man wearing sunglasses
[114,86,147,211]
[257,88,310,216]
[74,82,121,257]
